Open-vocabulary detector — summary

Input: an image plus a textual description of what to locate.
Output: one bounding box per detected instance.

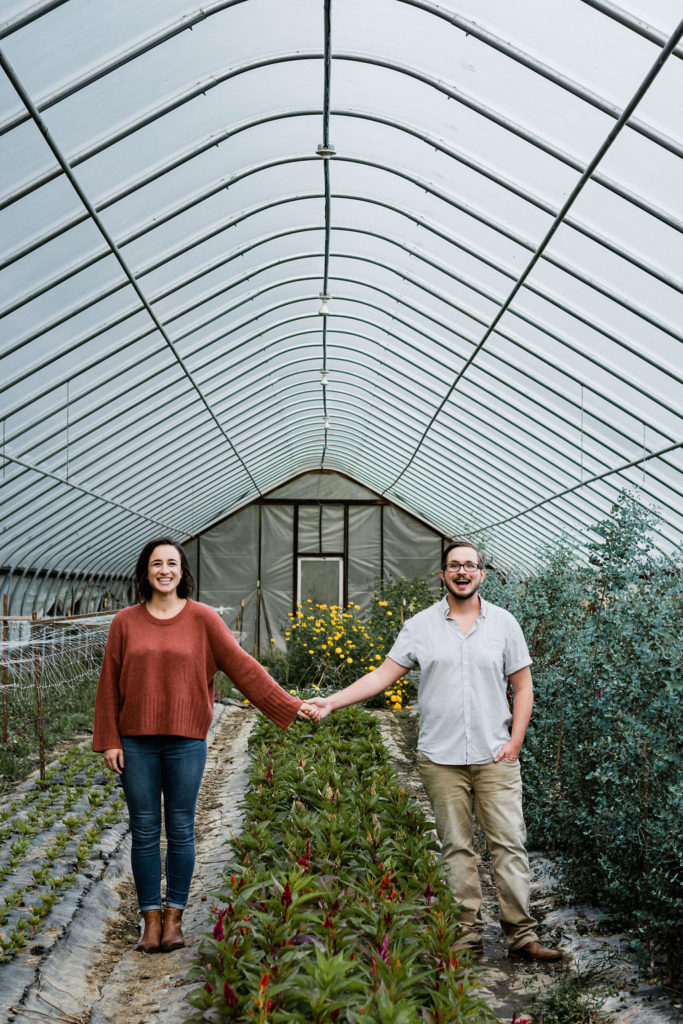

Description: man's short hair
[442,539,486,571]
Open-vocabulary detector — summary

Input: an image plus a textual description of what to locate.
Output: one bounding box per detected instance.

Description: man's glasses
[444,561,481,574]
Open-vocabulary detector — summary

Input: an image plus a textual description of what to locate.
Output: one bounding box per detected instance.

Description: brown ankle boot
[135,909,162,953]
[160,906,185,951]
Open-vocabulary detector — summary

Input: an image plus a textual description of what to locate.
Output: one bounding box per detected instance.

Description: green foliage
[283,602,381,692]
[483,492,682,984]
[276,575,438,712]
[366,573,440,636]
[0,669,99,791]
[188,708,496,1023]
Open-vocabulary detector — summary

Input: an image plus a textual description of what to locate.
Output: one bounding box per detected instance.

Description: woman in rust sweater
[93,537,318,954]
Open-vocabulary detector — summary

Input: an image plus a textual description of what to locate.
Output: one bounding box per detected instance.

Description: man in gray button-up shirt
[311,539,561,963]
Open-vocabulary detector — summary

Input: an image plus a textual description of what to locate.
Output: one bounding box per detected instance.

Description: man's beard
[445,576,481,602]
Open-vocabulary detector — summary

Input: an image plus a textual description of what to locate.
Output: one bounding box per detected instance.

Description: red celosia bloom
[280,882,293,908]
[213,908,227,940]
[378,870,393,892]
[297,839,311,868]
[223,983,239,1007]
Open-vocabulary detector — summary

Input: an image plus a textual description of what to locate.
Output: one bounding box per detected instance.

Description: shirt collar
[440,594,489,618]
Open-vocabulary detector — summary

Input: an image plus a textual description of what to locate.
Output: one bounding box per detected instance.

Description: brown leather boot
[135,909,162,953]
[160,906,185,951]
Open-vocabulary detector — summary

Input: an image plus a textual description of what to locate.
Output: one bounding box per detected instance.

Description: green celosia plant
[188,708,496,1023]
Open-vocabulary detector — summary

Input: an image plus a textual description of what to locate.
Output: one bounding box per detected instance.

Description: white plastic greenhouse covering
[1,0,682,612]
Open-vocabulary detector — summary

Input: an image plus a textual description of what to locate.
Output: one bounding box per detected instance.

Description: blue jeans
[120,735,207,911]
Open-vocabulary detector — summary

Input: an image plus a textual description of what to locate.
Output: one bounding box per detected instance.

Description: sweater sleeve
[92,615,124,751]
[207,611,302,729]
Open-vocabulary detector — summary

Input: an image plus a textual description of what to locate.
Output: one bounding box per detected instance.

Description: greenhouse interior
[0,0,681,1020]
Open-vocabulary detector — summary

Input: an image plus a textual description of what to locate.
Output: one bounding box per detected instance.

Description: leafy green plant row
[0,746,126,963]
[188,708,495,1024]
[481,492,682,985]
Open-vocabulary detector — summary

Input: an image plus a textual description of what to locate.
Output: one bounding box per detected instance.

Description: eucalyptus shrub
[484,493,682,981]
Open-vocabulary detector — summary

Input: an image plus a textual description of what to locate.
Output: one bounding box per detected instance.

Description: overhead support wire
[469,441,683,535]
[1,0,680,157]
[0,0,70,38]
[0,46,263,499]
[397,0,683,157]
[383,16,683,497]
[4,64,679,238]
[576,0,683,56]
[1,449,191,535]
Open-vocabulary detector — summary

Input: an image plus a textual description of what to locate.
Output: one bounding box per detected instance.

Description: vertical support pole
[2,593,8,744]
[379,503,385,589]
[343,504,349,607]
[255,504,263,654]
[31,610,45,781]
[258,584,274,649]
[292,503,299,615]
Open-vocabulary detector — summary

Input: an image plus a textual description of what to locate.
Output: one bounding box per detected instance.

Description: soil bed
[0,706,680,1024]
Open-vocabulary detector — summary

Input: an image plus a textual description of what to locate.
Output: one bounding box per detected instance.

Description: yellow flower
[335,647,342,654]
[386,610,393,616]
[308,649,314,654]
[347,657,353,664]
[289,689,297,695]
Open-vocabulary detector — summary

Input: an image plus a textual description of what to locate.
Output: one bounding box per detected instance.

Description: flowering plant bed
[188,708,495,1023]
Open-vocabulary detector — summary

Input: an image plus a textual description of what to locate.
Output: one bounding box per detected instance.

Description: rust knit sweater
[92,600,302,750]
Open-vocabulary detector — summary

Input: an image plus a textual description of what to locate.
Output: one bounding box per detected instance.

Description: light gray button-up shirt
[387,595,531,765]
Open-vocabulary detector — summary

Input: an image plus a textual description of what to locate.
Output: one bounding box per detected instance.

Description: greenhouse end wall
[184,471,446,653]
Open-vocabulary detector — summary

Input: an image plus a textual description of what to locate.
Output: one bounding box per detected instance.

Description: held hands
[296,700,322,723]
[306,696,333,721]
[295,697,334,723]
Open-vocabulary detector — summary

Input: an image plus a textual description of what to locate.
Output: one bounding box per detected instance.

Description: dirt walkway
[2,705,252,1024]
[2,707,679,1024]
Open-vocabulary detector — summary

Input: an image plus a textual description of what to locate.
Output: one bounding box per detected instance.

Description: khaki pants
[418,754,538,950]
